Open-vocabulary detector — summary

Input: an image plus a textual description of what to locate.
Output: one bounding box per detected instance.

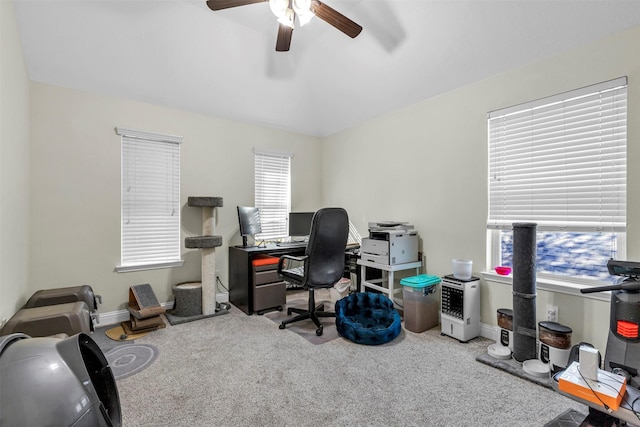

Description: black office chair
[277,207,349,336]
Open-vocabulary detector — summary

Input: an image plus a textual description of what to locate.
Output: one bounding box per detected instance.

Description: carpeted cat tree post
[512,222,537,363]
[184,197,223,316]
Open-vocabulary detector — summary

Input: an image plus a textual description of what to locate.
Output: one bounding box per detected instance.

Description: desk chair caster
[279,302,329,336]
[279,322,324,336]
[258,306,283,316]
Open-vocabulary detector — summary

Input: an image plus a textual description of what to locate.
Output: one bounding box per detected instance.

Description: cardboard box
[558,361,627,410]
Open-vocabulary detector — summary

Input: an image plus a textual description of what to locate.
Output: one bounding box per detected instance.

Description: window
[116,127,183,272]
[254,149,292,240]
[487,77,627,283]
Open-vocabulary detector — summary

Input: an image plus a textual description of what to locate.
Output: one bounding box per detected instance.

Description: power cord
[601,371,640,422]
[216,275,228,294]
[575,366,640,421]
[215,275,231,311]
[575,366,614,413]
[630,396,640,422]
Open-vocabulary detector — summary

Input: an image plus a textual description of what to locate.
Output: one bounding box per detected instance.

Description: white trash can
[330,277,352,306]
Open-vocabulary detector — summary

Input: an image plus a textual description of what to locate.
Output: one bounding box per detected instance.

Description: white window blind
[254,149,292,240]
[488,77,627,233]
[116,127,183,272]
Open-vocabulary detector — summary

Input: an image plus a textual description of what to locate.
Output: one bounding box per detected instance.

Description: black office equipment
[228,241,360,316]
[229,242,306,315]
[277,207,349,336]
[288,211,315,239]
[251,256,286,314]
[237,206,262,247]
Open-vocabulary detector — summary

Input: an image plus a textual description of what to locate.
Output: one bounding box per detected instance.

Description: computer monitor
[288,211,315,239]
[237,206,262,247]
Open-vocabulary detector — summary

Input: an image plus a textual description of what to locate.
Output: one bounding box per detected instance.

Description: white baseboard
[94,301,175,327]
[94,293,230,327]
[480,322,498,342]
[97,300,496,338]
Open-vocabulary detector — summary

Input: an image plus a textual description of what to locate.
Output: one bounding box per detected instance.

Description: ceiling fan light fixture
[277,8,295,28]
[269,0,289,19]
[297,11,314,26]
[292,0,314,26]
[206,0,362,51]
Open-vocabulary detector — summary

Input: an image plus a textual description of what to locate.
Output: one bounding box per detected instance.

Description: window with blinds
[254,149,292,240]
[487,77,627,281]
[116,127,183,272]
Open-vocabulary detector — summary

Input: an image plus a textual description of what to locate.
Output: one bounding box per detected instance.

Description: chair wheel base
[316,327,323,336]
[279,323,286,330]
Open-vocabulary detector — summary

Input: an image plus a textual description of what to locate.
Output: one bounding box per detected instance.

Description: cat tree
[180,196,223,316]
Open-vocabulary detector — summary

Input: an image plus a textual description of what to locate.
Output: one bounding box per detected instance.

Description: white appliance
[360,222,418,266]
[440,275,480,342]
[538,321,573,374]
[497,308,514,352]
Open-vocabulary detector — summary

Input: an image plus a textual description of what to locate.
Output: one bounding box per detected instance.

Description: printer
[361,222,419,266]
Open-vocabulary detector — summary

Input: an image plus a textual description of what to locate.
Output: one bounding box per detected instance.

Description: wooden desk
[230,243,361,315]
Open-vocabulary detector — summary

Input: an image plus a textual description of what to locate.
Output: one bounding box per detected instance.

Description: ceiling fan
[205,0,363,52]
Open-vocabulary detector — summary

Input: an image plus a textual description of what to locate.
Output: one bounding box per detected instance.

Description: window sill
[480,271,610,302]
[115,260,184,273]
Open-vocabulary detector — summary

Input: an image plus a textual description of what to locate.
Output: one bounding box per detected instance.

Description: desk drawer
[253,269,280,286]
[253,281,285,313]
[254,263,278,272]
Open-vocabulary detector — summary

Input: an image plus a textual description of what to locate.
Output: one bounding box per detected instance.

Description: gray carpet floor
[111,290,588,426]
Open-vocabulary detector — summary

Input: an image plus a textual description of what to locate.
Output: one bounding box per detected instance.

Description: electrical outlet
[547,305,558,322]
[0,317,7,329]
[216,269,221,279]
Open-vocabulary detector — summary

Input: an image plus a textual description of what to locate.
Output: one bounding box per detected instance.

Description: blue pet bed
[335,292,401,345]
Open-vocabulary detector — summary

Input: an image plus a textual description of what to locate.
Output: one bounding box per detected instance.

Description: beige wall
[0,0,30,326]
[4,0,639,355]
[28,83,322,313]
[322,26,640,352]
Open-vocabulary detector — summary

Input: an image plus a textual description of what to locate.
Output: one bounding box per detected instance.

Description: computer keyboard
[276,241,306,246]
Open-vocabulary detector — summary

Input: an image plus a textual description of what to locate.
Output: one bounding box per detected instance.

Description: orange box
[558,362,627,410]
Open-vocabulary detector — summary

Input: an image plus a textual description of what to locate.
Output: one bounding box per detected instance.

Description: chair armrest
[277,254,308,274]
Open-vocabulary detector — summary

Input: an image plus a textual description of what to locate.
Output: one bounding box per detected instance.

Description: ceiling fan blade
[206,0,266,11]
[310,0,362,38]
[276,23,293,52]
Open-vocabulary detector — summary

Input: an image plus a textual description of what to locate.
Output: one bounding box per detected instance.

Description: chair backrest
[304,207,349,287]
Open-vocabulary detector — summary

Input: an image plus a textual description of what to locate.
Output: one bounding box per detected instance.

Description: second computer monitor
[237,206,262,247]
[288,211,315,239]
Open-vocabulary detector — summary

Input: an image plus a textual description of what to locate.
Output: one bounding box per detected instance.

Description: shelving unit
[357,259,422,304]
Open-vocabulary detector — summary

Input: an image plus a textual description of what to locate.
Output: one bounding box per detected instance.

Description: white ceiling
[12,0,640,137]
